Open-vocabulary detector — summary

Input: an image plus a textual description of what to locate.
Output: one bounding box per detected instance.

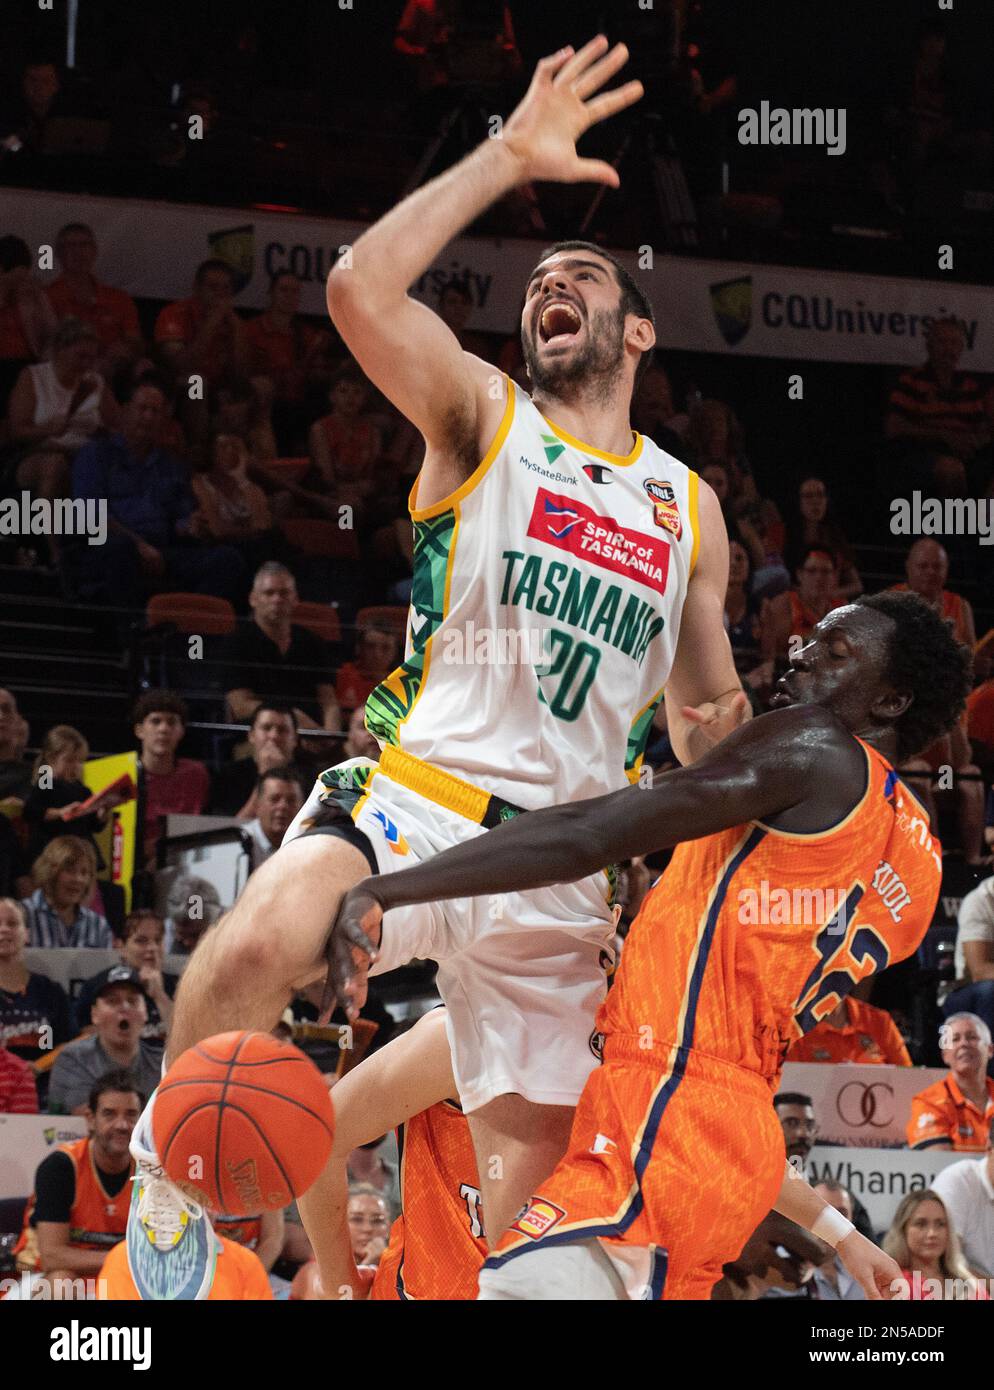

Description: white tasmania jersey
[365,376,700,809]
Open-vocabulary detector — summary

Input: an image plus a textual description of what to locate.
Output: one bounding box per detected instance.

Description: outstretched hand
[503,35,643,188]
[319,884,384,1024]
[681,690,751,752]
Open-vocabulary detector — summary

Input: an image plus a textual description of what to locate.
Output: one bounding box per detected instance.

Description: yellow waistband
[378,745,492,824]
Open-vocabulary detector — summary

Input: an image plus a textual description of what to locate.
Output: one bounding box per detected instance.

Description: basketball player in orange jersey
[289,1004,898,1302]
[328,593,971,1298]
[128,36,754,1298]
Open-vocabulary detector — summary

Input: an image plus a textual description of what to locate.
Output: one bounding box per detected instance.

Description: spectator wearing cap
[163,873,222,956]
[225,563,342,735]
[73,911,176,1046]
[0,896,72,1068]
[908,1013,994,1152]
[208,701,309,819]
[132,689,209,868]
[6,317,120,558]
[944,877,994,1066]
[786,994,911,1066]
[47,968,160,1114]
[154,259,249,394]
[930,1118,994,1279]
[45,223,142,370]
[14,1071,140,1287]
[20,836,112,949]
[68,374,247,607]
[245,767,306,871]
[336,626,399,714]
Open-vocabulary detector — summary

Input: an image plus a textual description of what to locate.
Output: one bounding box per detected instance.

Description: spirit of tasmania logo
[526,488,670,593]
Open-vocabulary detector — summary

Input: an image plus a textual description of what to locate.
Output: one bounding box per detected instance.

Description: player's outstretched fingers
[583,80,646,128]
[554,34,610,87]
[569,42,630,102]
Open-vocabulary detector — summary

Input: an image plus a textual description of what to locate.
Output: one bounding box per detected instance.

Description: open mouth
[538,299,582,347]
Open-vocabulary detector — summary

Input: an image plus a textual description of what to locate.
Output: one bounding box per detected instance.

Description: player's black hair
[89,1070,145,1113]
[856,590,971,762]
[532,239,656,388]
[773,1092,813,1111]
[249,700,299,731]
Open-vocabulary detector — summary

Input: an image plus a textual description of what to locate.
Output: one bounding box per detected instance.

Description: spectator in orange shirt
[907,1012,994,1151]
[0,1039,38,1113]
[307,363,381,521]
[154,259,250,408]
[967,677,994,757]
[46,223,142,371]
[336,625,400,714]
[787,994,912,1066]
[895,539,976,651]
[245,270,329,452]
[762,546,841,664]
[100,1231,273,1300]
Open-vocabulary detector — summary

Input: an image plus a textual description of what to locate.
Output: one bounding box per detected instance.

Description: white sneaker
[126,1091,217,1300]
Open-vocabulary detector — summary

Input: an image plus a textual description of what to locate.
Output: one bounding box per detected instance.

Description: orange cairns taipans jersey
[907,1075,994,1152]
[212,1213,262,1250]
[600,738,940,1079]
[786,995,912,1066]
[370,1100,486,1301]
[15,1138,132,1272]
[489,739,941,1299]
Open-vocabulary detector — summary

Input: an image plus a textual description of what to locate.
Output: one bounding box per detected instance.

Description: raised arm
[663,478,750,764]
[325,37,642,506]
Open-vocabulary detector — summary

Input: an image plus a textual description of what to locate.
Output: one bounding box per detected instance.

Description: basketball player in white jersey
[125,36,749,1298]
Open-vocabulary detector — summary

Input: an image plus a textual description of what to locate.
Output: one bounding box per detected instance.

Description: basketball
[153,1031,336,1214]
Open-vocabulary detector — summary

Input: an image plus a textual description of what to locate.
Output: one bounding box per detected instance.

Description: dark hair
[132,689,188,726]
[118,910,164,943]
[121,370,171,405]
[532,239,656,389]
[89,1069,144,1113]
[194,258,235,288]
[797,543,839,571]
[774,1092,813,1111]
[856,590,972,761]
[250,701,298,732]
[0,235,31,273]
[256,764,305,797]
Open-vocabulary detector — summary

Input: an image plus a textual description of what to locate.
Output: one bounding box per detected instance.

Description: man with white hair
[944,876,994,1055]
[907,1012,994,1151]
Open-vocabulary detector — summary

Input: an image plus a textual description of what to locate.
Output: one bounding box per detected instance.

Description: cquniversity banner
[7,185,994,369]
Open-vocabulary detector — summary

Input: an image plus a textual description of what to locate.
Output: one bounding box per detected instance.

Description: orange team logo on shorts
[511,1198,566,1240]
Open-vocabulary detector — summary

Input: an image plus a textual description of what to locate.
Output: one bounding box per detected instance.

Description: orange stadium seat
[146,593,237,636]
[292,601,342,644]
[355,605,408,639]
[279,519,360,560]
